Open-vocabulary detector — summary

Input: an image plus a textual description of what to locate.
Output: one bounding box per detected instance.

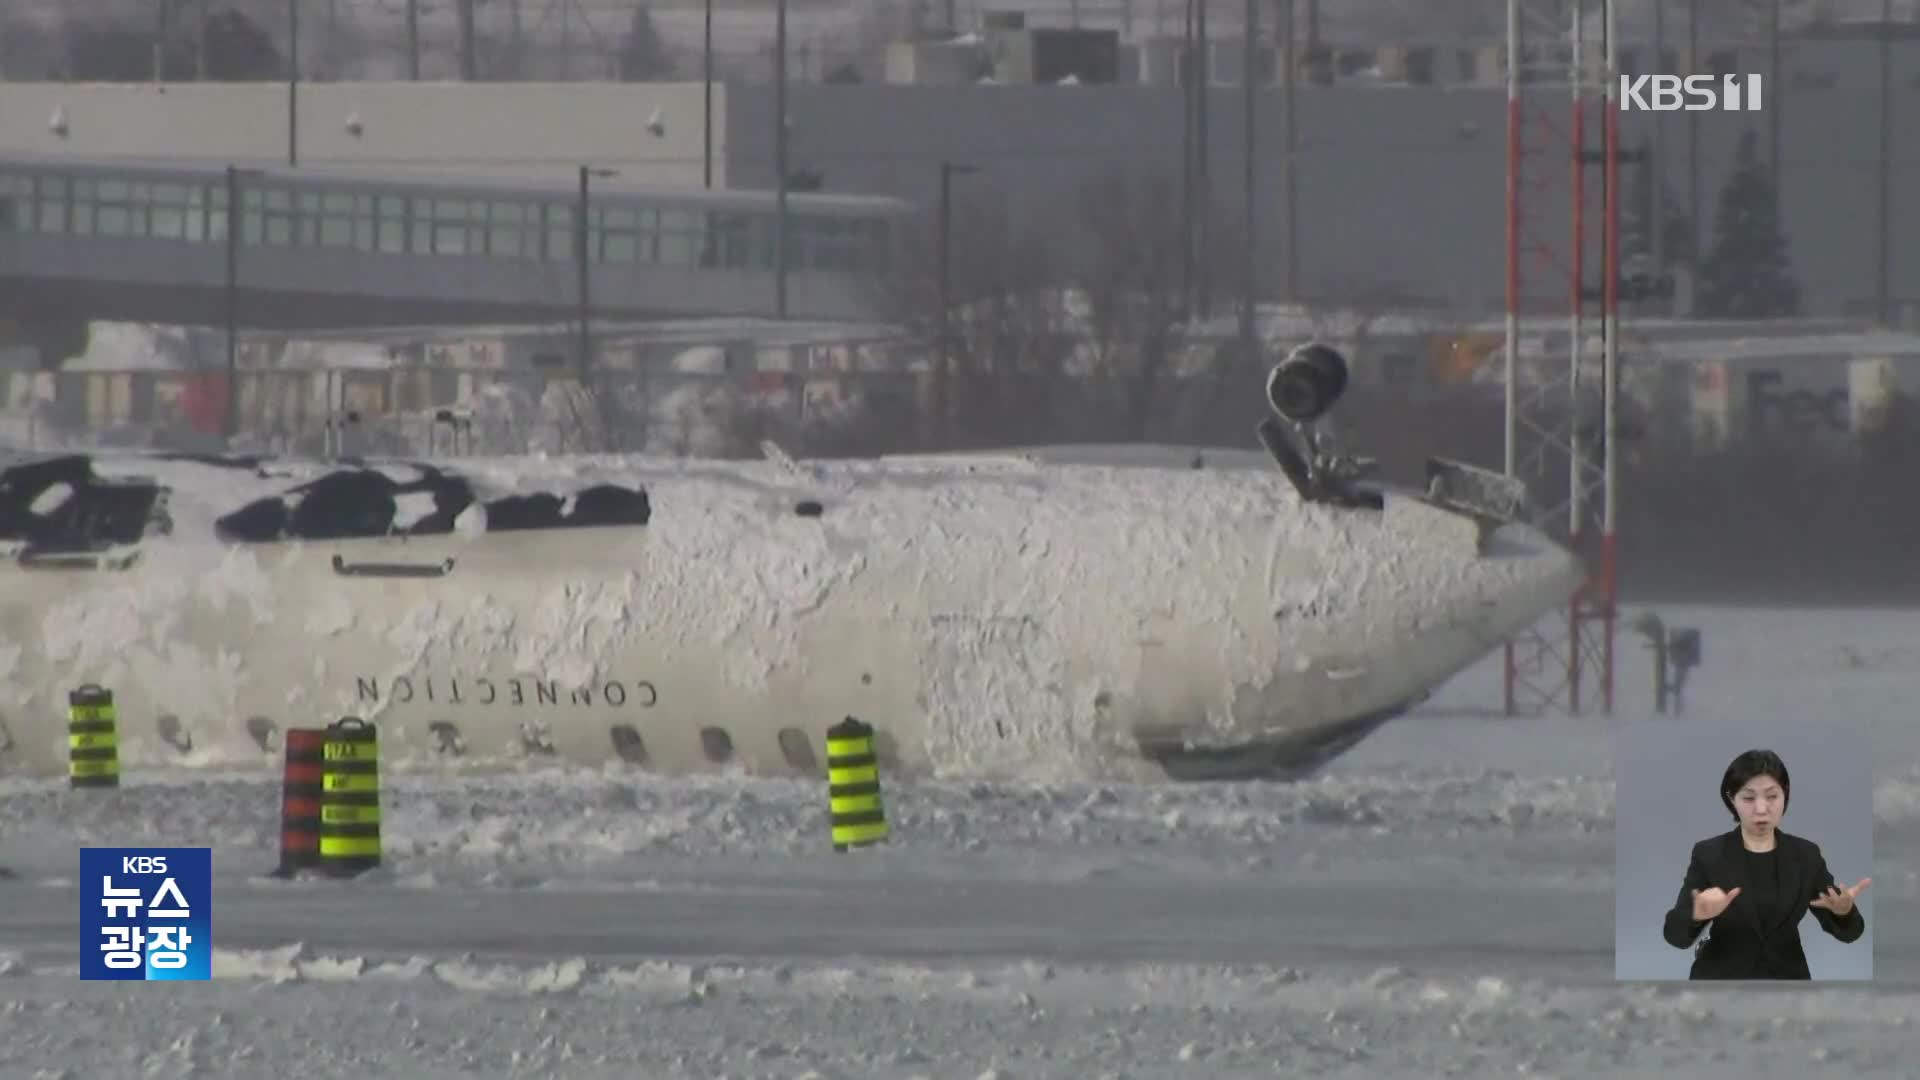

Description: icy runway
[4,603,1920,1078]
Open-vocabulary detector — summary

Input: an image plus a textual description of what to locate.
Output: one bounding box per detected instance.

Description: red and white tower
[1503,0,1622,717]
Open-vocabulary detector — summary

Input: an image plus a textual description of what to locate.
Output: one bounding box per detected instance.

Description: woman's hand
[1691,886,1741,921]
[1810,878,1871,918]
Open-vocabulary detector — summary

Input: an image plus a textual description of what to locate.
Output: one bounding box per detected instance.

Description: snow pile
[2,611,1919,1077]
[0,954,1916,1078]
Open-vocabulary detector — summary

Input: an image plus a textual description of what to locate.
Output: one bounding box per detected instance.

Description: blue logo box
[79,848,212,981]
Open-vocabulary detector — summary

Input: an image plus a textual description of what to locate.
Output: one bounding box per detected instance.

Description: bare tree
[873,186,1074,450]
[1066,172,1198,442]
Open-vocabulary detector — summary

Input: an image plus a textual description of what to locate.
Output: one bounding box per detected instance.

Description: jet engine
[1265,342,1349,423]
[1257,343,1381,510]
[1256,341,1532,535]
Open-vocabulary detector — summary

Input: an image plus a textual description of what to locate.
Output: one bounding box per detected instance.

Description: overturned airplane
[0,344,1580,781]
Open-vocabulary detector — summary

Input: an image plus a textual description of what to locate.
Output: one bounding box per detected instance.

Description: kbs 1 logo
[79,848,212,981]
[1620,73,1764,112]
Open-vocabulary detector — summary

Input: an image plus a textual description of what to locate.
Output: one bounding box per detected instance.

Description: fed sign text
[1620,74,1763,112]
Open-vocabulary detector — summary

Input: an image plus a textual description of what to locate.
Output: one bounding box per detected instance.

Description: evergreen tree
[1696,128,1801,318]
[1621,135,1696,268]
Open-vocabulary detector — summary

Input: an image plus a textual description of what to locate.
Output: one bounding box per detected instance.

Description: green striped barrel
[825,716,888,852]
[319,717,381,877]
[67,685,119,789]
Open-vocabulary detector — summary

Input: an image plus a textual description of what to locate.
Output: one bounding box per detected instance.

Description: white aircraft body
[0,347,1583,781]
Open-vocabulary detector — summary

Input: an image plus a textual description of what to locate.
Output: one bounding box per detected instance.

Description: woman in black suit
[1662,748,1870,980]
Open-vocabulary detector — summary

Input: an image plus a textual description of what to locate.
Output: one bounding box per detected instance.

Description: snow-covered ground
[2,602,1918,1077]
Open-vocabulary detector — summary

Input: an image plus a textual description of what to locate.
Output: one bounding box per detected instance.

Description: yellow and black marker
[319,716,381,877]
[825,716,888,852]
[67,684,119,789]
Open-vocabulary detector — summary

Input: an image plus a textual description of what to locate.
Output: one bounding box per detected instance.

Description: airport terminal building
[0,32,1916,325]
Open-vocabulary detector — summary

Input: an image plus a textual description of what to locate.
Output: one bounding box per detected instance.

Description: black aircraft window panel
[610,724,648,765]
[215,498,291,543]
[0,455,161,550]
[287,471,401,539]
[483,492,566,532]
[215,465,477,542]
[483,485,651,532]
[565,485,652,527]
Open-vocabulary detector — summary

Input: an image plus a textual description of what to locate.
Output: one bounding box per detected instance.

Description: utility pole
[406,0,420,80]
[1685,0,1699,295]
[1195,0,1211,318]
[1180,0,1195,318]
[774,0,790,318]
[937,162,977,447]
[1766,0,1780,192]
[703,0,715,188]
[287,0,299,166]
[457,0,477,80]
[1876,0,1892,325]
[1240,0,1258,369]
[223,166,253,445]
[576,165,594,379]
[1279,0,1296,301]
[1651,0,1666,277]
[197,0,209,80]
[154,0,170,82]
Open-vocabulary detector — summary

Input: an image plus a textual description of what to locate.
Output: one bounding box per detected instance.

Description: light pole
[936,161,978,448]
[576,165,619,380]
[223,165,265,445]
[774,0,790,319]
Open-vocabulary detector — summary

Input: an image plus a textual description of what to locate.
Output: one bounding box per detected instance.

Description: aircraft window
[156,713,193,753]
[777,727,817,771]
[244,716,277,753]
[0,455,162,550]
[429,720,466,757]
[609,724,648,765]
[700,726,734,763]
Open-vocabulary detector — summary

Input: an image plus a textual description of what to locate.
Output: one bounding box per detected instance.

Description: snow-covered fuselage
[0,445,1581,781]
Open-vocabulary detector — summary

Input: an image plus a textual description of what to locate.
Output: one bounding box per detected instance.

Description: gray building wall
[736,66,1919,317]
[0,81,728,185]
[1,70,1914,319]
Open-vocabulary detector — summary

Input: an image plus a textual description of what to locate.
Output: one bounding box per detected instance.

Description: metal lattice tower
[1503,0,1621,717]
